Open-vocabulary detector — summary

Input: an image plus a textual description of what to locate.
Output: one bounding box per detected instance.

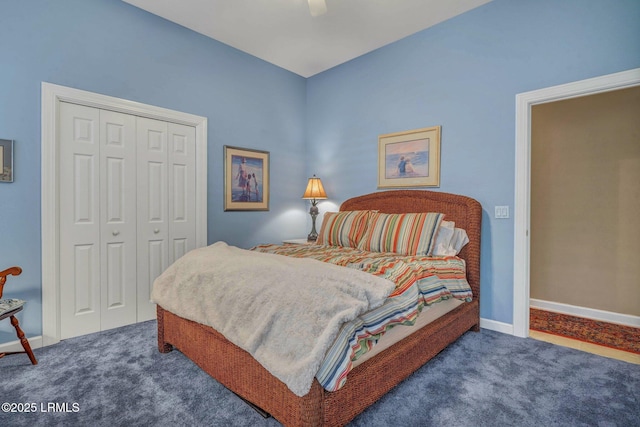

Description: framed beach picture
[0,139,14,183]
[377,126,441,188]
[224,145,270,211]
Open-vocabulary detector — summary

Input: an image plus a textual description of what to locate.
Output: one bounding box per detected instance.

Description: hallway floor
[529,329,640,365]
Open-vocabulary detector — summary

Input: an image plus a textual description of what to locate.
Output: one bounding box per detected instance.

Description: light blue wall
[306,0,640,324]
[0,0,307,343]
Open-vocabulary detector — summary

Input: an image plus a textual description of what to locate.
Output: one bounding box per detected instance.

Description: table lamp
[301,175,327,242]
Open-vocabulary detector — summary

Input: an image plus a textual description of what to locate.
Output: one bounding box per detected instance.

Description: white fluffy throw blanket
[151,241,394,397]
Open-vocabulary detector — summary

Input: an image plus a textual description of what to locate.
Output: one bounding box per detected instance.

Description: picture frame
[0,139,14,183]
[378,126,441,188]
[224,145,270,211]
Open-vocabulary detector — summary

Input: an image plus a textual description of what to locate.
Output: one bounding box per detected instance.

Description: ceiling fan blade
[308,0,327,17]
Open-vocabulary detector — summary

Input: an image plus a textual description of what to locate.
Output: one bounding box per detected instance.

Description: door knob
[154,228,160,234]
[112,230,120,236]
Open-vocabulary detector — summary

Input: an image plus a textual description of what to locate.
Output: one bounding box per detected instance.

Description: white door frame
[41,82,208,346]
[512,68,640,337]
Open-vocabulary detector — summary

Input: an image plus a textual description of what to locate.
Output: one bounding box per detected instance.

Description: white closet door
[99,110,137,330]
[58,103,199,336]
[136,117,169,321]
[59,102,101,339]
[168,122,197,261]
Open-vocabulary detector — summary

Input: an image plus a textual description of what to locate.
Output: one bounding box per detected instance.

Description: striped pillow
[316,210,371,248]
[357,212,445,256]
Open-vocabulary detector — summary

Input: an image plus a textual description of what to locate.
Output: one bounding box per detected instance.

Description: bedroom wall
[305,0,640,325]
[530,86,640,317]
[0,0,307,343]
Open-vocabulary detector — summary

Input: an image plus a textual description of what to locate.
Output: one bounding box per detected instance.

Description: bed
[156,189,481,426]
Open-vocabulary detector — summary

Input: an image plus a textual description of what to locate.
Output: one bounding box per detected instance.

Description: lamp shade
[302,175,327,200]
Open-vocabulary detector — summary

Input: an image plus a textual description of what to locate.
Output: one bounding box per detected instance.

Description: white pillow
[432,221,469,256]
[450,227,469,254]
[433,220,455,256]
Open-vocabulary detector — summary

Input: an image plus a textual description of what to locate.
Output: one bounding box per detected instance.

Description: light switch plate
[495,206,510,219]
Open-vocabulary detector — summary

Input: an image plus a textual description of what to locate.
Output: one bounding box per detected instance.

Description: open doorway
[513,68,640,338]
[528,87,640,360]
[529,87,640,317]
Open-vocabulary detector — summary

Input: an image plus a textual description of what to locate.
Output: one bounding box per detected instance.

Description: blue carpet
[1,321,638,426]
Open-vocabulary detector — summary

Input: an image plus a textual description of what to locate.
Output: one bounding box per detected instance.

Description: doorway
[529,87,640,316]
[513,68,640,338]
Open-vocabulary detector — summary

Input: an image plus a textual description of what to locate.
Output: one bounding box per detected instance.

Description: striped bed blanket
[251,244,473,392]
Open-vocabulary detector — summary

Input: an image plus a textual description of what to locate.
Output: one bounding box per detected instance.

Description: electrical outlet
[495,206,510,219]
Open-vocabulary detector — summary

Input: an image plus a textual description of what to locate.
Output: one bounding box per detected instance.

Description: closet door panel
[59,102,101,339]
[168,122,197,262]
[137,117,169,321]
[100,110,137,331]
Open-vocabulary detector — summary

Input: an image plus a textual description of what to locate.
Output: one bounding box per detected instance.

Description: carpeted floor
[530,308,640,355]
[1,321,639,426]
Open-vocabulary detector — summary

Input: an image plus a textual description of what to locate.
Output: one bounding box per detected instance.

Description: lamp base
[307,203,319,243]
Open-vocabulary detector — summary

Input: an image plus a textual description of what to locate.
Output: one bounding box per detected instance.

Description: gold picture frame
[224,145,270,211]
[378,126,441,188]
[0,139,14,183]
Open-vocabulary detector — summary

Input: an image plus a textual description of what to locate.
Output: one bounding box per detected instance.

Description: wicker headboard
[340,190,482,299]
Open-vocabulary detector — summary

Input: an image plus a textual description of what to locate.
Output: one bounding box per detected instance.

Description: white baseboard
[480,317,514,335]
[0,335,43,353]
[530,299,640,328]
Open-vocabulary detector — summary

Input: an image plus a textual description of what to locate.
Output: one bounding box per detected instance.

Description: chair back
[0,266,23,298]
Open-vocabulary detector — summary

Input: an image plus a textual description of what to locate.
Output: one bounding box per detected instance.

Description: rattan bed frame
[157,190,482,426]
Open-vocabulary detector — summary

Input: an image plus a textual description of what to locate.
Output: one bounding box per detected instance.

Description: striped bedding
[251,244,473,391]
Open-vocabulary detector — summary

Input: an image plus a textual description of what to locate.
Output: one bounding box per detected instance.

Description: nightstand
[282,238,313,245]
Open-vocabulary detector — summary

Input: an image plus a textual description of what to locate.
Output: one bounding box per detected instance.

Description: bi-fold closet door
[59,102,196,339]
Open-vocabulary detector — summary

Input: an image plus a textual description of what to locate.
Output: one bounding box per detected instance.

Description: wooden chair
[0,266,37,365]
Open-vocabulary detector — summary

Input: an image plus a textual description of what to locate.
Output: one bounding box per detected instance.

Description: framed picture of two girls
[378,126,441,188]
[224,145,270,211]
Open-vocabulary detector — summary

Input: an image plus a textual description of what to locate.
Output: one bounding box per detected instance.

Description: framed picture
[378,126,441,188]
[0,139,14,183]
[224,145,270,211]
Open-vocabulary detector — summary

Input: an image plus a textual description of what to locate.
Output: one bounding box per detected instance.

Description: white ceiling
[122,0,492,78]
